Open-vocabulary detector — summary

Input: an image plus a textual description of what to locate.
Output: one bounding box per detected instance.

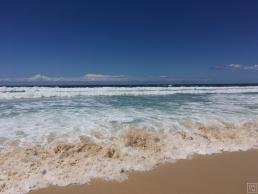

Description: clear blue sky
[0,0,258,83]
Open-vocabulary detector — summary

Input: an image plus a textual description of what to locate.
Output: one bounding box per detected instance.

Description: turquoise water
[0,86,258,145]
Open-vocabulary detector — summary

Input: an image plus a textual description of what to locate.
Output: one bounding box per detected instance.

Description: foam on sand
[1,120,258,194]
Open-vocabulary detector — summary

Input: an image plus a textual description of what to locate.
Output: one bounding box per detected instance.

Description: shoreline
[29,149,258,194]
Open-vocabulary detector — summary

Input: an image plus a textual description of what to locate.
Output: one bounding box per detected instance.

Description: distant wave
[0,86,258,100]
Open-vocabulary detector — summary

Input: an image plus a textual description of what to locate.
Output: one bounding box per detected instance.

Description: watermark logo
[247,183,258,194]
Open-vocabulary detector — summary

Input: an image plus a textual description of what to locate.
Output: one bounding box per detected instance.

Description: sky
[0,0,258,84]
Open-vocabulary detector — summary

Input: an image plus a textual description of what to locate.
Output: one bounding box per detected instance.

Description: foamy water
[0,86,258,193]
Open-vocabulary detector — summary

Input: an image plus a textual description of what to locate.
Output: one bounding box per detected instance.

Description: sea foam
[0,86,258,193]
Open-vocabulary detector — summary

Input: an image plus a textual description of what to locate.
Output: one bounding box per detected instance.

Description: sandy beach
[30,149,258,194]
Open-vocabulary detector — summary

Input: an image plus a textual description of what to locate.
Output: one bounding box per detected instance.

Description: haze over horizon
[0,0,258,84]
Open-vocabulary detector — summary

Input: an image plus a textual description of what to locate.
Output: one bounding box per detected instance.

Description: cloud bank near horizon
[0,73,178,83]
[216,64,258,71]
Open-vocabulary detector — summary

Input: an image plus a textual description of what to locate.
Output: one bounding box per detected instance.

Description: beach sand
[29,149,258,194]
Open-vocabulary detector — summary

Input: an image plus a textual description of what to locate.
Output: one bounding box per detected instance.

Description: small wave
[1,120,258,194]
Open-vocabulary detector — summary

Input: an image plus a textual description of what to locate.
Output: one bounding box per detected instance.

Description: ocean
[0,85,258,193]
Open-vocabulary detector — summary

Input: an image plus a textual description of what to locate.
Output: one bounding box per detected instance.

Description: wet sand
[30,149,258,194]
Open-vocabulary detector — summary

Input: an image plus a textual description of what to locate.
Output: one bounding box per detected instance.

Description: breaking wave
[0,119,258,194]
[0,86,258,100]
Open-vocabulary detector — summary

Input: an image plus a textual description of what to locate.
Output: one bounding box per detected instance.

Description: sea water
[0,85,258,193]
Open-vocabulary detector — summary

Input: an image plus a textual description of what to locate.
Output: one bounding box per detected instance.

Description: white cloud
[26,74,55,81]
[83,74,127,81]
[217,64,258,71]
[0,73,129,82]
[25,74,75,82]
[0,74,72,82]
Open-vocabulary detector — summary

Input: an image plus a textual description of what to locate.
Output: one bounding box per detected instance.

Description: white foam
[0,86,258,100]
[1,120,258,194]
